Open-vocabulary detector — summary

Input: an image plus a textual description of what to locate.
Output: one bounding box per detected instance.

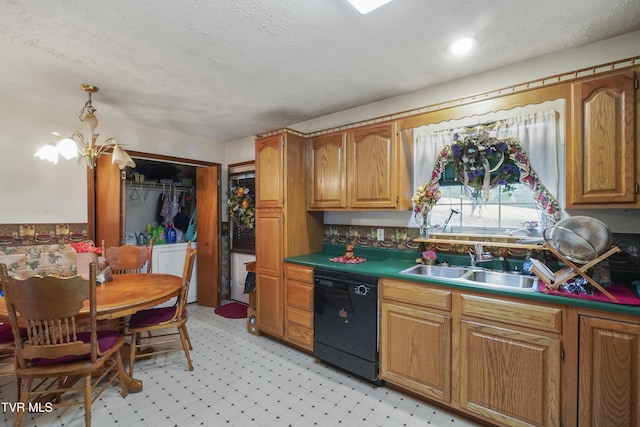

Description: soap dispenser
[522,251,534,276]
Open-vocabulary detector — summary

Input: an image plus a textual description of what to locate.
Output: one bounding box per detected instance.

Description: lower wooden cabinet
[380,278,452,403]
[284,263,314,351]
[459,320,561,427]
[578,315,640,427]
[381,302,451,403]
[380,278,563,427]
[458,294,562,427]
[255,209,284,337]
[266,272,639,427]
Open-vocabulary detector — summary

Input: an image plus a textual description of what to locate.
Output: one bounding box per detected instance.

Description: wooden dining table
[0,273,183,393]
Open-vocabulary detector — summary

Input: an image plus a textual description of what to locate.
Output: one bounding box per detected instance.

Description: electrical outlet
[376,228,384,241]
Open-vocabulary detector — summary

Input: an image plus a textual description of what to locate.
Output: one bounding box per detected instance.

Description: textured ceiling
[2,0,640,143]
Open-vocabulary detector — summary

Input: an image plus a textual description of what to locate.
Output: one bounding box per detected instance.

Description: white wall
[0,95,224,223]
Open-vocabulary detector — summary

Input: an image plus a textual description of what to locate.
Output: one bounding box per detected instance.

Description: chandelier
[34,84,135,169]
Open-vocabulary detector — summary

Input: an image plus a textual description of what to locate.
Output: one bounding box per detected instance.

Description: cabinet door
[255,209,284,337]
[93,155,125,248]
[568,71,637,207]
[307,132,347,209]
[255,134,284,208]
[195,165,221,307]
[578,316,640,427]
[459,321,561,427]
[347,123,397,208]
[381,302,451,403]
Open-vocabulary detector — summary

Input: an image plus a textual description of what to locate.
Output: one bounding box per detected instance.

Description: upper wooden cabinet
[307,133,347,209]
[567,71,638,208]
[348,123,397,208]
[306,122,413,210]
[255,134,285,208]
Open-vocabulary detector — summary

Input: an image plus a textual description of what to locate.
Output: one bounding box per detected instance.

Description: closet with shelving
[124,159,197,244]
[125,158,199,303]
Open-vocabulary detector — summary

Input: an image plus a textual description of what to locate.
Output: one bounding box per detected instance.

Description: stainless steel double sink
[399,264,539,291]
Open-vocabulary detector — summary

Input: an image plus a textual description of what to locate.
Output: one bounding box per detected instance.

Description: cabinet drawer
[287,307,313,329]
[381,278,451,311]
[460,294,562,334]
[285,264,314,283]
[286,323,313,349]
[287,281,313,312]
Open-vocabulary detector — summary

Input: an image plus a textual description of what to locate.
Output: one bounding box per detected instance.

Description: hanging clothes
[169,187,180,221]
[159,187,173,225]
[156,192,166,223]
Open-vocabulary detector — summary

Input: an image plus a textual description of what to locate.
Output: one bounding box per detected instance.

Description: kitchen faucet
[469,243,493,267]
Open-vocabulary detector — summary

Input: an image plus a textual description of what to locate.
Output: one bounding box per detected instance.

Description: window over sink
[430,181,543,235]
[412,103,563,237]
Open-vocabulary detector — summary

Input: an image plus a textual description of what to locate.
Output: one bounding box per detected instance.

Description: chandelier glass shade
[34,84,135,169]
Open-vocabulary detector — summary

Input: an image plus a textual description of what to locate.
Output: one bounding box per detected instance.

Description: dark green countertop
[285,244,640,317]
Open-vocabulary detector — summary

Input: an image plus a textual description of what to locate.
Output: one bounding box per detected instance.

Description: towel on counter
[538,282,640,305]
[244,272,256,293]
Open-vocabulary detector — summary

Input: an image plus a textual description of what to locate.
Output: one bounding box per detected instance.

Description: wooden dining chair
[0,263,128,427]
[102,239,153,274]
[0,322,28,401]
[128,242,196,376]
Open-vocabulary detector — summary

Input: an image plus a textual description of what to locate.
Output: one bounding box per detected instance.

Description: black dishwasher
[313,268,380,384]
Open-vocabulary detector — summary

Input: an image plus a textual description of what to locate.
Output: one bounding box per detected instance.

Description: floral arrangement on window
[227,186,255,230]
[411,182,441,216]
[411,182,441,237]
[449,133,521,201]
[422,132,560,222]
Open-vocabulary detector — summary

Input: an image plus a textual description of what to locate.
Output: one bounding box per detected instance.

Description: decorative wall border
[0,223,88,246]
[322,224,640,269]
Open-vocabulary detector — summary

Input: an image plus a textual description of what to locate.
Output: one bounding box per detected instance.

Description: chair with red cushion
[0,323,27,381]
[0,262,128,427]
[128,242,196,376]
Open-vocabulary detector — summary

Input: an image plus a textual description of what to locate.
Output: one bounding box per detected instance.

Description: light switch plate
[376,228,384,241]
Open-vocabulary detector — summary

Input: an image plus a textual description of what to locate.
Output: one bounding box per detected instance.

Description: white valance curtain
[414,110,560,202]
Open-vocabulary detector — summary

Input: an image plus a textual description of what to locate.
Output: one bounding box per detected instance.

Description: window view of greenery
[429,183,542,234]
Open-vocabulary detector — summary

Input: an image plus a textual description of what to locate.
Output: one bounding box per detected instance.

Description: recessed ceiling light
[448,37,477,55]
[346,0,394,14]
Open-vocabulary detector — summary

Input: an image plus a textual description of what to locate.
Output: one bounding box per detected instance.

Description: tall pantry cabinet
[254,131,323,338]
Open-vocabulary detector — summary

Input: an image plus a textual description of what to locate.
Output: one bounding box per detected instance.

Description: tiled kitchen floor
[0,303,483,427]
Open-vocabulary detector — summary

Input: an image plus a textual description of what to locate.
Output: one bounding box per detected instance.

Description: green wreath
[227,186,255,230]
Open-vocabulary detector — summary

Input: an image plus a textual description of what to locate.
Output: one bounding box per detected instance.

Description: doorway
[88,151,222,307]
[228,161,255,304]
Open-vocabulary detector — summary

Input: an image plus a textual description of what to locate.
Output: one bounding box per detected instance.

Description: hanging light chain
[79,92,97,121]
